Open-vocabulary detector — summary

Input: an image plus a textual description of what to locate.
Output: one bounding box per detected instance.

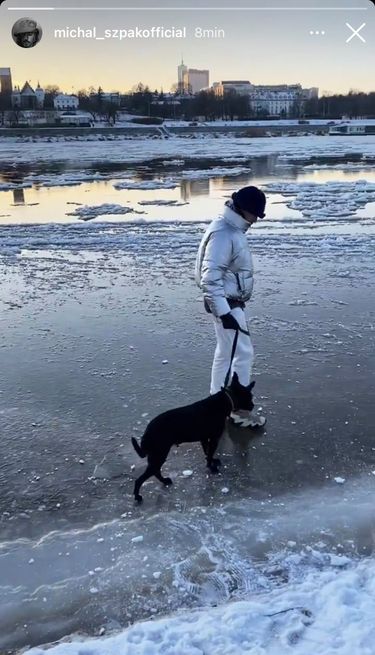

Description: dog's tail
[131,437,147,459]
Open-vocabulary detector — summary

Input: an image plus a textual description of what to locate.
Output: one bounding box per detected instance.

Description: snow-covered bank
[8,475,373,655]
[24,557,375,655]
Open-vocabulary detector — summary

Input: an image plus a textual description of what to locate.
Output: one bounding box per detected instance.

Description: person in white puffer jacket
[195,186,267,428]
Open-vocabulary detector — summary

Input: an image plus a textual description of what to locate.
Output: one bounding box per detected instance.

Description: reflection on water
[181,178,210,200]
[1,153,375,226]
[13,188,25,205]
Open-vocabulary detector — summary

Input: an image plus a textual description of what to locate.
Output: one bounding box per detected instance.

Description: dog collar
[223,389,235,412]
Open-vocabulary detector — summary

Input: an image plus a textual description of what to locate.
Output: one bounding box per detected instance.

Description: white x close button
[346,23,366,43]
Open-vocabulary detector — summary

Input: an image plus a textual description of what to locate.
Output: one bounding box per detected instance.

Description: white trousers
[210,307,254,394]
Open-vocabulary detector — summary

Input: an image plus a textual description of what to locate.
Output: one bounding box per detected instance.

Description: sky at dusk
[1,0,374,94]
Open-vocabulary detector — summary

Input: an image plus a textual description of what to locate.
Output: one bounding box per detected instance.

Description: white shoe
[230,410,266,429]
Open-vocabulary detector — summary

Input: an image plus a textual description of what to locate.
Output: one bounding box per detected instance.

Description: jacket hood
[223,201,250,233]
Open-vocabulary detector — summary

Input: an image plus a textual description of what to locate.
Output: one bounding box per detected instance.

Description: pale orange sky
[2,0,374,94]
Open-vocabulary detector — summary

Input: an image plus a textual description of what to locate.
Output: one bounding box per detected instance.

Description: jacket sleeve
[200,230,233,317]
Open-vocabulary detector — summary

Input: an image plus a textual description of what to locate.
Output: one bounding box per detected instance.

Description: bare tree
[44,85,61,96]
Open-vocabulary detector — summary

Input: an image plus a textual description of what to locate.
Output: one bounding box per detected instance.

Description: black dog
[131,373,255,502]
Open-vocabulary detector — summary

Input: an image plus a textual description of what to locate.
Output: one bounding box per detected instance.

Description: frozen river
[0,134,374,654]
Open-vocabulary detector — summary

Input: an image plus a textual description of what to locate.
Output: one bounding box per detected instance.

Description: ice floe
[114,179,178,190]
[137,200,189,206]
[2,135,374,167]
[0,222,373,258]
[181,166,251,179]
[66,204,142,220]
[304,161,375,171]
[24,171,109,187]
[0,181,32,192]
[161,159,185,166]
[262,180,375,219]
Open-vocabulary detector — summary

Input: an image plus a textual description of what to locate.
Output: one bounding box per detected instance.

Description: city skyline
[1,0,374,94]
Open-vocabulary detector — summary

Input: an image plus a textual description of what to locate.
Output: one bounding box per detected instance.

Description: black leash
[224,326,250,388]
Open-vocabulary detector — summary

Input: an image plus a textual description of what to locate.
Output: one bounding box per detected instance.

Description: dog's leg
[154,470,173,487]
[206,436,221,473]
[201,440,208,456]
[202,440,222,469]
[133,464,155,502]
[151,449,173,488]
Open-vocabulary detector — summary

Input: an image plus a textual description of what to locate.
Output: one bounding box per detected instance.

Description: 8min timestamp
[194,27,226,39]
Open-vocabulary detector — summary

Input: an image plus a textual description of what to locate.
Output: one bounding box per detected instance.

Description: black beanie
[232,186,266,218]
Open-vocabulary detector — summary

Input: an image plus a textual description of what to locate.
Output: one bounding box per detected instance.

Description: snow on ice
[24,556,375,655]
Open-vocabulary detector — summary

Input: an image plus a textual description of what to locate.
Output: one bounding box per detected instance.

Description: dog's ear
[231,372,239,384]
[248,381,255,390]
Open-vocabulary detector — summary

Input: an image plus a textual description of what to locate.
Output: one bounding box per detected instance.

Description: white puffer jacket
[195,202,254,317]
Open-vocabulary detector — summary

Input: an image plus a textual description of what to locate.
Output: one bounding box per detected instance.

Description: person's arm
[200,230,233,318]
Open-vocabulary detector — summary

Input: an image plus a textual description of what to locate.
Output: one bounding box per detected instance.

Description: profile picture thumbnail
[12,17,43,49]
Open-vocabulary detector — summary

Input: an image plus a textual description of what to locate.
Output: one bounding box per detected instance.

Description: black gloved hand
[220,312,240,330]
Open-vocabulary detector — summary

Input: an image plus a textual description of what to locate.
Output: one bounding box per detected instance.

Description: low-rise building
[54,93,79,110]
[250,84,319,116]
[213,80,253,96]
[211,80,319,116]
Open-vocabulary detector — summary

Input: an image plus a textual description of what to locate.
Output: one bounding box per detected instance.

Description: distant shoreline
[0,123,331,138]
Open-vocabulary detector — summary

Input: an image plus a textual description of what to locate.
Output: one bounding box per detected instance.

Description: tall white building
[177,58,188,93]
[187,69,209,94]
[177,60,210,95]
